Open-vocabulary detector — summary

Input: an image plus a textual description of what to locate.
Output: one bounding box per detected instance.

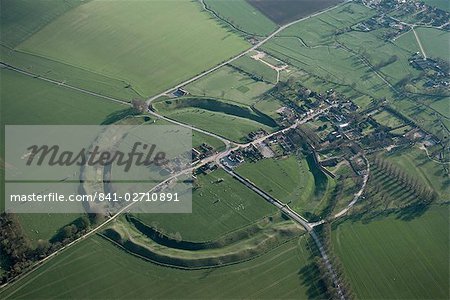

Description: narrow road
[412,27,427,60]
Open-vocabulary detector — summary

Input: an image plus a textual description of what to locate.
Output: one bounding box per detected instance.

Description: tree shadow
[101,108,138,125]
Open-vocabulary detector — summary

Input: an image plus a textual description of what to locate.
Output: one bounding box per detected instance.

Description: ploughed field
[247,0,344,24]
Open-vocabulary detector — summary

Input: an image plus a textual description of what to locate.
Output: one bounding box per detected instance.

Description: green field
[0,67,125,241]
[204,0,277,36]
[372,110,405,128]
[185,66,274,106]
[333,205,449,299]
[0,0,84,48]
[395,27,450,62]
[230,55,278,84]
[383,147,449,200]
[0,68,125,125]
[236,156,317,213]
[422,0,450,12]
[278,3,374,46]
[0,234,327,299]
[262,37,391,99]
[0,45,142,101]
[165,108,273,142]
[15,0,248,97]
[134,169,276,242]
[154,97,277,143]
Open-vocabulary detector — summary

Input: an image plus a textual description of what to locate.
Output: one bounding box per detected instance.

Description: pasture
[236,153,334,221]
[0,235,327,299]
[154,97,277,142]
[16,0,249,97]
[185,65,274,106]
[133,169,276,242]
[230,55,278,84]
[422,0,450,12]
[262,38,392,99]
[372,110,405,129]
[332,205,449,299]
[164,108,273,142]
[278,3,374,45]
[382,147,449,200]
[247,0,344,25]
[236,156,317,213]
[395,27,450,61]
[204,0,277,36]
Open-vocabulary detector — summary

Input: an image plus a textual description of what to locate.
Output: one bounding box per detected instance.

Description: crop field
[15,0,249,97]
[0,0,84,48]
[0,67,125,242]
[395,27,450,61]
[0,68,126,125]
[204,0,277,36]
[0,46,142,101]
[229,55,278,84]
[185,66,274,106]
[134,169,277,242]
[0,234,327,299]
[247,0,344,25]
[332,205,449,299]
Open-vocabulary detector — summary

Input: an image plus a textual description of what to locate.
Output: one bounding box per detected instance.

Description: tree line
[0,213,104,284]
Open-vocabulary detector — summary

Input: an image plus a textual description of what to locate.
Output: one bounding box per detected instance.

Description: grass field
[262,38,391,99]
[230,55,278,84]
[154,97,277,142]
[0,67,125,242]
[204,0,277,36]
[372,110,405,128]
[133,169,276,242]
[0,0,84,48]
[185,66,274,106]
[15,0,248,97]
[247,0,343,24]
[236,156,317,213]
[422,0,450,12]
[395,27,450,61]
[382,147,449,200]
[332,204,449,299]
[0,234,326,299]
[278,3,374,45]
[165,108,274,142]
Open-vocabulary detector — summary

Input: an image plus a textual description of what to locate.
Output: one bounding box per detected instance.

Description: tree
[131,99,148,113]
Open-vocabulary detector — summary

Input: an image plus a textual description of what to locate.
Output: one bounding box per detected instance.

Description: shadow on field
[297,237,328,299]
[101,108,137,125]
[335,202,433,227]
[298,263,328,299]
